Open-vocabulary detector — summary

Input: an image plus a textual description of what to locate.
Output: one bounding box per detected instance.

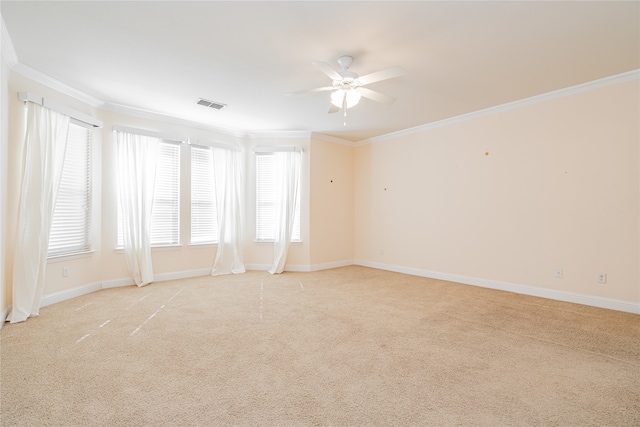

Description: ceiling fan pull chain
[343,95,347,126]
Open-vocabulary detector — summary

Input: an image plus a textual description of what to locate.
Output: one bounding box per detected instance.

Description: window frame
[190,144,218,245]
[47,119,94,260]
[116,138,181,249]
[254,150,302,243]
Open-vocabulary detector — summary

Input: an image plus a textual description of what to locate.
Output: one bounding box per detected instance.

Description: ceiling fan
[286,55,404,124]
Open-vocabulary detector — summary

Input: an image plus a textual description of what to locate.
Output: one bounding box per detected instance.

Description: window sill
[254,240,303,245]
[188,242,218,248]
[114,244,182,253]
[47,250,96,263]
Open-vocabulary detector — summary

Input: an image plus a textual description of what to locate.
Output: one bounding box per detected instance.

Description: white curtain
[269,150,301,274]
[10,103,70,323]
[116,131,159,287]
[211,148,245,275]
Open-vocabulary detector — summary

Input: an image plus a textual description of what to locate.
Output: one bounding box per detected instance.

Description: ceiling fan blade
[311,61,343,81]
[284,86,335,96]
[357,65,404,85]
[357,87,396,105]
[328,104,340,114]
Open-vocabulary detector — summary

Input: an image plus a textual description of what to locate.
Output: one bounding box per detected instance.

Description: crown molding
[247,130,311,139]
[311,132,357,146]
[1,14,19,68]
[358,69,640,146]
[12,63,104,108]
[103,102,248,139]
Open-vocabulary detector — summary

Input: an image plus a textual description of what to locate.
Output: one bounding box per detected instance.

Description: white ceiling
[2,1,639,142]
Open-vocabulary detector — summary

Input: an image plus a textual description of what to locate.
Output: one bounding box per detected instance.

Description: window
[191,145,217,244]
[255,153,301,242]
[48,122,92,257]
[151,142,180,245]
[117,140,180,247]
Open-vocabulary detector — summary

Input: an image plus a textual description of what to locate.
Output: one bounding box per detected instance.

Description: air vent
[196,98,226,110]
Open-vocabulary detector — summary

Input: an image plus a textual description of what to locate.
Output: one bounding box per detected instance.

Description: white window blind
[117,140,180,247]
[48,122,92,257]
[191,145,217,244]
[151,142,180,245]
[256,153,301,242]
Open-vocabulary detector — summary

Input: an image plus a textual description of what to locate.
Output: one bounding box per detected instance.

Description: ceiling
[2,1,639,143]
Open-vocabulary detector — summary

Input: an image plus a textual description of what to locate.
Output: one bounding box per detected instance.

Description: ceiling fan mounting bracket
[337,55,354,71]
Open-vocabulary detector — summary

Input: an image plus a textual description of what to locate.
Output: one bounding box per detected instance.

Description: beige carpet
[1,266,639,426]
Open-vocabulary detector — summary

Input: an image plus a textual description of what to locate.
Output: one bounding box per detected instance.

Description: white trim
[311,132,356,147]
[309,259,354,271]
[188,242,218,248]
[1,307,9,326]
[43,268,216,304]
[11,261,637,316]
[104,102,248,139]
[248,130,311,139]
[357,69,640,146]
[47,250,96,263]
[112,125,187,143]
[40,281,103,308]
[103,268,213,288]
[154,268,211,282]
[101,277,135,289]
[12,63,104,107]
[245,263,311,272]
[253,146,303,153]
[354,260,640,314]
[1,15,19,68]
[282,265,311,272]
[189,139,242,152]
[18,91,103,128]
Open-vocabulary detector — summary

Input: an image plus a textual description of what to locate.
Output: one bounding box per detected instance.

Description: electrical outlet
[554,268,563,279]
[62,267,69,278]
[380,249,384,256]
[597,273,607,284]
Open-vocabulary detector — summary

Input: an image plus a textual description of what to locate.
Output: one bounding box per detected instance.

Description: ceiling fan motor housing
[334,70,359,89]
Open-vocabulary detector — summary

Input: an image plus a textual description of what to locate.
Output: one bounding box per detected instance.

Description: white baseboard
[101,277,135,289]
[244,264,310,272]
[40,281,103,308]
[354,260,640,314]
[19,262,638,317]
[309,260,354,271]
[102,268,213,289]
[284,265,311,272]
[43,268,215,307]
[154,268,212,282]
[1,307,9,327]
[246,260,354,273]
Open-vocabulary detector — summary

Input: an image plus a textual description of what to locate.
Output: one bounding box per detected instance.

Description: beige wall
[354,80,640,305]
[309,136,354,266]
[1,48,8,319]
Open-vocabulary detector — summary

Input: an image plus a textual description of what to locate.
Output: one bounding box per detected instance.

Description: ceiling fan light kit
[330,89,361,109]
[287,55,404,126]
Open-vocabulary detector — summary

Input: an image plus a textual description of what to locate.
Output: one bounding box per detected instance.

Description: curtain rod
[112,125,187,143]
[18,92,103,128]
[253,146,303,153]
[189,139,242,152]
